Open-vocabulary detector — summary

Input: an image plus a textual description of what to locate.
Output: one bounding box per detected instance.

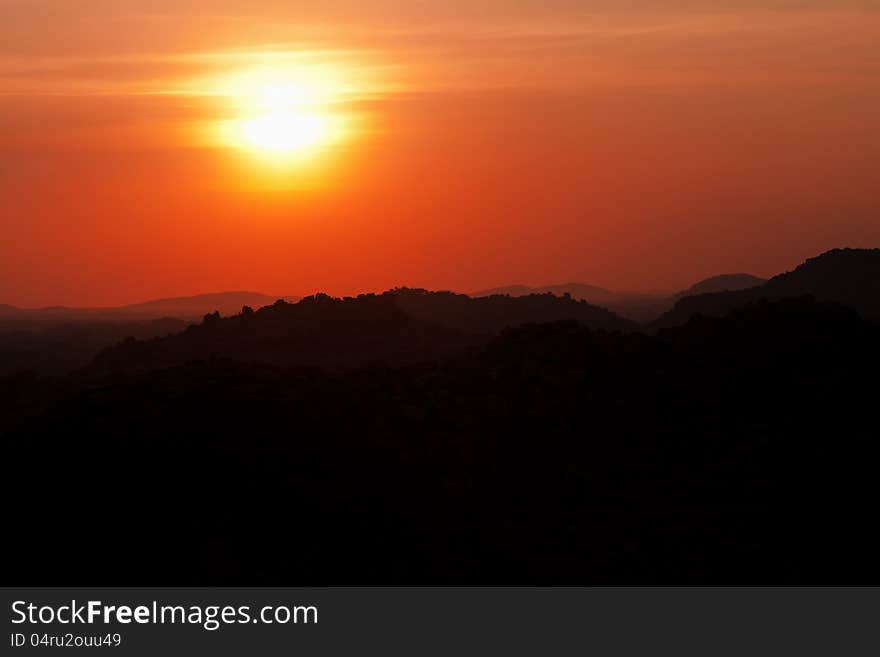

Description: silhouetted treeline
[5,248,878,377]
[4,296,879,584]
[87,288,636,374]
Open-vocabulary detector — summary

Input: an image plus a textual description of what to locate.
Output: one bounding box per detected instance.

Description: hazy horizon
[0,265,770,309]
[0,245,866,309]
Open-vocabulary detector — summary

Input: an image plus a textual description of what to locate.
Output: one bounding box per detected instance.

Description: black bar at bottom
[2,588,877,656]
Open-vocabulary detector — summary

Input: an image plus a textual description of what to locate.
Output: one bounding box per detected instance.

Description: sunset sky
[2,1,879,307]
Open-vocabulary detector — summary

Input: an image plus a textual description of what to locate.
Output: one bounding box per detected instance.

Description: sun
[187,52,390,176]
[213,71,348,162]
[237,81,329,154]
[241,109,327,153]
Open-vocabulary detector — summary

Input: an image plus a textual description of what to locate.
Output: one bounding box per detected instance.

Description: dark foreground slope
[0,292,298,376]
[0,291,296,325]
[657,248,880,327]
[89,288,636,373]
[4,297,878,584]
[0,318,189,376]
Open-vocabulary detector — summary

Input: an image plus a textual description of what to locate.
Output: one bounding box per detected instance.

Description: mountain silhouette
[473,275,766,322]
[117,291,300,319]
[391,287,636,333]
[89,288,635,374]
[92,288,636,371]
[472,283,674,322]
[0,317,189,376]
[0,288,634,377]
[6,294,879,584]
[2,249,874,379]
[656,248,880,327]
[677,273,766,297]
[0,291,300,326]
[4,252,880,583]
[0,292,297,375]
[90,293,475,373]
[473,283,618,303]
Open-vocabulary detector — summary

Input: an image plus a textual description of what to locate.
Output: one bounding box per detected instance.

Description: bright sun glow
[212,67,352,162]
[241,109,326,152]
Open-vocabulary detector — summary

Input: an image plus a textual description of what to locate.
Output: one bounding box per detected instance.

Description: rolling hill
[89,288,637,374]
[472,273,767,323]
[677,273,767,297]
[0,291,299,325]
[655,248,880,327]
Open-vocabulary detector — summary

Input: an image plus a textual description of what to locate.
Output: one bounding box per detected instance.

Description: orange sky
[2,1,879,306]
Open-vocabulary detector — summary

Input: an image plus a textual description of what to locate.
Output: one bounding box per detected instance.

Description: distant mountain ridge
[472,273,767,322]
[0,291,300,325]
[2,273,768,327]
[656,248,880,327]
[677,273,767,297]
[0,317,190,376]
[89,288,637,374]
[118,291,299,318]
[392,287,635,334]
[473,283,619,304]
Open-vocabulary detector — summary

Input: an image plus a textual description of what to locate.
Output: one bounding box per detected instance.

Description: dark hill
[89,288,636,374]
[391,287,636,334]
[118,291,299,319]
[6,296,879,583]
[0,317,189,376]
[679,273,766,297]
[0,303,19,316]
[472,284,536,297]
[90,293,477,373]
[472,277,767,324]
[0,291,299,326]
[655,248,880,327]
[0,292,301,375]
[473,283,617,304]
[470,283,672,322]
